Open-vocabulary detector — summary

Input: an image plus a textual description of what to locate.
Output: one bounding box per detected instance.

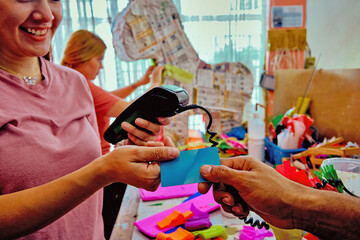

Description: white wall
[307,0,360,69]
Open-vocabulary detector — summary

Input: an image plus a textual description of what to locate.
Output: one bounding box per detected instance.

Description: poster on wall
[271,5,303,28]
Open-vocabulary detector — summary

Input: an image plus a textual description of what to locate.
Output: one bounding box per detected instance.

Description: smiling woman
[0,1,179,239]
[0,0,62,84]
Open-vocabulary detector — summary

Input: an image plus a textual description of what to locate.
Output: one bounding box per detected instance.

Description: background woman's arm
[110,66,156,98]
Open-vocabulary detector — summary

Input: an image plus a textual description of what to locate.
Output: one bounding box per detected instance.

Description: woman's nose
[32,0,55,22]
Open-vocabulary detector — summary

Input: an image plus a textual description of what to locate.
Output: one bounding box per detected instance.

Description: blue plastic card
[160,147,221,187]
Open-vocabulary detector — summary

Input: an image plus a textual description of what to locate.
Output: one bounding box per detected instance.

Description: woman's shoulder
[40,57,88,85]
[40,58,92,98]
[41,58,82,77]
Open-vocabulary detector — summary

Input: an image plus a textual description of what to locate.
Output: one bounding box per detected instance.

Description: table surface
[110,185,274,240]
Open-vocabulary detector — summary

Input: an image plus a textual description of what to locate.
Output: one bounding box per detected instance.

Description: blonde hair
[61,29,107,68]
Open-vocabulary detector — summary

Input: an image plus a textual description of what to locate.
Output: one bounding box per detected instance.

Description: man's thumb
[200,165,237,185]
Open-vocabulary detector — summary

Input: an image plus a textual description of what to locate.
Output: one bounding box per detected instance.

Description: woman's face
[0,0,63,58]
[77,55,104,81]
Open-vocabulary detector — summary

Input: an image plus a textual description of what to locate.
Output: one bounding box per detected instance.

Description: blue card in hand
[160,147,221,187]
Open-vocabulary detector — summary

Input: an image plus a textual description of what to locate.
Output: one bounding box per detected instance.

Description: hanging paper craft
[112,0,254,140]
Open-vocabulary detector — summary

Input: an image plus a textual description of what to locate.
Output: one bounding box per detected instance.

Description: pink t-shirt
[0,58,104,240]
[86,81,119,155]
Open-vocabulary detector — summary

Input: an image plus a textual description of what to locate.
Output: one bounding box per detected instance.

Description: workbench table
[110,185,249,239]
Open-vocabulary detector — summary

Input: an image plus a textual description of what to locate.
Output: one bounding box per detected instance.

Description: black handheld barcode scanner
[104,84,218,147]
[104,85,189,144]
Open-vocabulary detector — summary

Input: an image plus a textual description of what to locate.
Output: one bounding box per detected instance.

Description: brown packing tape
[268,28,307,51]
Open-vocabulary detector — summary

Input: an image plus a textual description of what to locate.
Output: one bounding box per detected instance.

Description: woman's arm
[110,66,155,98]
[106,98,130,117]
[0,159,105,239]
[0,144,179,239]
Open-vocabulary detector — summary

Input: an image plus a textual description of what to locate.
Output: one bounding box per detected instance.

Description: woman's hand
[135,66,155,86]
[99,136,179,191]
[121,117,171,146]
[149,65,163,88]
[198,156,309,229]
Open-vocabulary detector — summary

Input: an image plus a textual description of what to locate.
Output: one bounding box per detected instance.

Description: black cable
[177,104,218,147]
[239,216,270,230]
[223,184,270,230]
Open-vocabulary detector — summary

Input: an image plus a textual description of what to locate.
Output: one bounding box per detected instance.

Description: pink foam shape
[134,191,220,238]
[240,226,273,240]
[139,184,199,201]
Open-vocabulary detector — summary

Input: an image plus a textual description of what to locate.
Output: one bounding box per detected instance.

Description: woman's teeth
[22,27,47,36]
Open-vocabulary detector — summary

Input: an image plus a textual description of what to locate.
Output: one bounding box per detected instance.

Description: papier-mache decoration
[112,0,200,74]
[112,0,254,106]
[112,0,254,138]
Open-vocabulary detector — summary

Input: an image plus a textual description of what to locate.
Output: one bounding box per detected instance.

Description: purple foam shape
[185,203,212,231]
[185,218,212,231]
[189,203,210,219]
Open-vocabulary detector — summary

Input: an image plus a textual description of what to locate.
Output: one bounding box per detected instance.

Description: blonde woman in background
[61,29,162,239]
[61,30,161,154]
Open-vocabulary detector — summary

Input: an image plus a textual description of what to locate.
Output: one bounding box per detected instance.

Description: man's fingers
[200,165,243,187]
[212,185,236,206]
[198,182,212,194]
[231,203,250,217]
[220,156,251,170]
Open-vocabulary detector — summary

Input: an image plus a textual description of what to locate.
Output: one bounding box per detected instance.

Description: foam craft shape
[189,203,210,219]
[185,204,212,231]
[134,191,219,237]
[239,225,273,240]
[139,183,198,201]
[157,210,193,229]
[192,225,228,240]
[156,227,194,240]
[157,210,183,229]
[185,218,212,231]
